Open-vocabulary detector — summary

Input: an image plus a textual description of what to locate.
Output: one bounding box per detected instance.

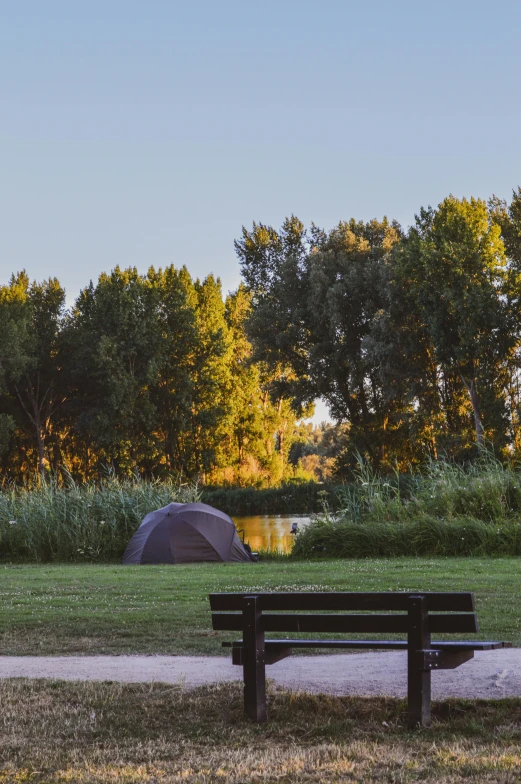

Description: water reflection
[233,515,311,554]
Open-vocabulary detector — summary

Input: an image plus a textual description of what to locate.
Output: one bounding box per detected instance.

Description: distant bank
[200,481,343,516]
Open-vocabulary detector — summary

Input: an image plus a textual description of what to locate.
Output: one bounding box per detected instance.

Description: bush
[291,515,521,558]
[291,453,521,558]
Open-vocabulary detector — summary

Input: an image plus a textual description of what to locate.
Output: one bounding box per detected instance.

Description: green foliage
[289,420,349,481]
[238,189,521,468]
[237,216,404,467]
[292,515,521,558]
[0,476,198,562]
[399,196,514,449]
[292,455,521,558]
[4,187,521,482]
[201,480,343,515]
[0,272,66,477]
[0,266,306,486]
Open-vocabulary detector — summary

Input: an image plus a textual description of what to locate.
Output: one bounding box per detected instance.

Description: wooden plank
[224,639,509,651]
[407,595,432,728]
[212,612,408,633]
[265,645,293,665]
[430,614,478,633]
[242,596,267,723]
[211,611,477,634]
[426,641,507,650]
[209,591,475,612]
[225,639,411,650]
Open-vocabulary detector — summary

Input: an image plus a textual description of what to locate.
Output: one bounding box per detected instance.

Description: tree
[236,216,403,468]
[222,285,265,481]
[151,265,199,475]
[66,266,164,475]
[185,274,233,477]
[489,189,521,454]
[305,218,402,466]
[400,197,512,449]
[0,272,66,477]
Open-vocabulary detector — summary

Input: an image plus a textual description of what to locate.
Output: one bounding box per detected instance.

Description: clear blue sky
[1,0,520,301]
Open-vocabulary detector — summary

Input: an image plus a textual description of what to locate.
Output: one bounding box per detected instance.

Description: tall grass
[292,454,521,558]
[0,476,199,562]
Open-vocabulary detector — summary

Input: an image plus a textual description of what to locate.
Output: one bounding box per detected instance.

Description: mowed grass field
[1,557,521,655]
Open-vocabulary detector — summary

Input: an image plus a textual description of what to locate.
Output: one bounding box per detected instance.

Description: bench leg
[407,595,431,728]
[243,596,267,722]
[407,656,431,728]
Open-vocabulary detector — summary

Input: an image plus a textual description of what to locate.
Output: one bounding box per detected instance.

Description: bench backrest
[209,592,478,635]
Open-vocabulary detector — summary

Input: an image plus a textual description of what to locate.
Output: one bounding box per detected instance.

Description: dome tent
[122,501,253,565]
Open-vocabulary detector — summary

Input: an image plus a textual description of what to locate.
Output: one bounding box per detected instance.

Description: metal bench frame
[209,591,511,727]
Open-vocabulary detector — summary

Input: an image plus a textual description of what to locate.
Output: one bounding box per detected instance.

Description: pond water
[233,514,311,554]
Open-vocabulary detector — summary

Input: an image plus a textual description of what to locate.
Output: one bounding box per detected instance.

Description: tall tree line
[238,190,521,470]
[3,188,521,483]
[0,266,303,484]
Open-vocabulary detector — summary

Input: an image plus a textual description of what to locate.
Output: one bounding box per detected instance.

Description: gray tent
[121,501,253,564]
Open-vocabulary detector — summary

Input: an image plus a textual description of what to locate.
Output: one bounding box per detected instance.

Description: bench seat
[224,639,511,651]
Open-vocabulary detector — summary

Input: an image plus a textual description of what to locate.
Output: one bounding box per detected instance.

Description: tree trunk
[459,371,484,447]
[36,428,47,479]
[380,413,388,465]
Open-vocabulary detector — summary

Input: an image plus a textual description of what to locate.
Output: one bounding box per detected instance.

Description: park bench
[209,591,512,727]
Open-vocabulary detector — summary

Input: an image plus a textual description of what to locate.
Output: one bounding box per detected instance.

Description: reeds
[292,453,521,558]
[0,475,198,562]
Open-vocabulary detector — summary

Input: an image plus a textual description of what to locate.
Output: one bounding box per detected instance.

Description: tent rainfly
[121,501,253,564]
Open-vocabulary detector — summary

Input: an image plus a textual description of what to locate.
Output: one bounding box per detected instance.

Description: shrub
[291,453,521,558]
[201,481,343,515]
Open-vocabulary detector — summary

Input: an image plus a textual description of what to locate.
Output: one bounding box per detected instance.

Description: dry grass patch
[1,679,521,783]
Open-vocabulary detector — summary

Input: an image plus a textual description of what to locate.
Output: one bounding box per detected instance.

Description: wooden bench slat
[209,591,475,612]
[222,639,510,651]
[211,611,478,634]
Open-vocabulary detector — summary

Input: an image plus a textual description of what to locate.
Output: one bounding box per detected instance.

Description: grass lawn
[2,679,521,783]
[1,557,520,655]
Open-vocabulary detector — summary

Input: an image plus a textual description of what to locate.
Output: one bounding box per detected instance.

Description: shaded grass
[1,558,520,655]
[2,679,521,783]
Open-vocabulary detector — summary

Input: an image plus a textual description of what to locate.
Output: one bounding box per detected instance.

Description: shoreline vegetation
[201,481,342,515]
[3,455,521,561]
[293,455,521,559]
[4,193,521,496]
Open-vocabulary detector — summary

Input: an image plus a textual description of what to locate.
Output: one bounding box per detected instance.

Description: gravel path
[1,650,520,699]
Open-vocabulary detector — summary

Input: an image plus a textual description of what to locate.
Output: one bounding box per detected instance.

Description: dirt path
[1,649,520,699]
